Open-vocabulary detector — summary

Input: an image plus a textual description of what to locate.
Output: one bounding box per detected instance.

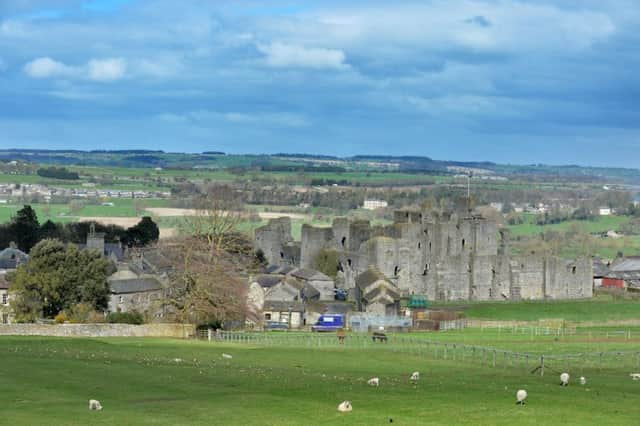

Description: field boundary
[0,323,195,338]
[208,330,640,375]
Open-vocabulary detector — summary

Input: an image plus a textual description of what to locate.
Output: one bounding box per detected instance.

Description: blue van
[311,314,345,332]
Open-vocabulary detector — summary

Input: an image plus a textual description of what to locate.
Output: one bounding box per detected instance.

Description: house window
[264,313,271,320]
[2,313,7,324]
[1,293,7,305]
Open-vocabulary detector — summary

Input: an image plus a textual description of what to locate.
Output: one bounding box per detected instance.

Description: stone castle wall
[255,209,593,302]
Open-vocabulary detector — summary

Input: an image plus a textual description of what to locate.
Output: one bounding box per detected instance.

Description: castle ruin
[254,208,593,303]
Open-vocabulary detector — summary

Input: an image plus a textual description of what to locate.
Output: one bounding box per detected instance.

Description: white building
[363,199,388,210]
[599,207,612,216]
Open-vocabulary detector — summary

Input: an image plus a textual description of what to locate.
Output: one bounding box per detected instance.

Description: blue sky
[0,0,639,167]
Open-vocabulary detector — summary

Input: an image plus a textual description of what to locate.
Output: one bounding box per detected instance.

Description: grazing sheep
[629,373,640,380]
[337,400,352,412]
[367,377,380,387]
[89,399,102,411]
[580,376,586,385]
[560,372,570,386]
[222,353,233,359]
[516,389,527,405]
[410,371,420,381]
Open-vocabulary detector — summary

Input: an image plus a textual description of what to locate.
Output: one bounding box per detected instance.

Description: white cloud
[23,56,126,81]
[257,42,348,69]
[87,58,126,81]
[24,57,76,78]
[157,110,310,128]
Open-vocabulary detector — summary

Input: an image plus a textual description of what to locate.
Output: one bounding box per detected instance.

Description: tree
[178,189,245,254]
[160,237,249,326]
[8,205,40,252]
[9,239,111,321]
[123,216,160,247]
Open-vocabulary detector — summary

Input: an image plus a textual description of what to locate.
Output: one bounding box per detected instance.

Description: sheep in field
[367,377,380,387]
[629,373,640,380]
[560,373,570,386]
[410,372,420,381]
[338,401,352,412]
[222,353,233,359]
[516,390,527,405]
[580,376,586,385]
[89,399,103,411]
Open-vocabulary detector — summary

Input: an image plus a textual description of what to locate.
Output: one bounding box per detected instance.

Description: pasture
[2,332,640,425]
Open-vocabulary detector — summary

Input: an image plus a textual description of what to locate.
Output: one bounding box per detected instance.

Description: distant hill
[1,149,639,183]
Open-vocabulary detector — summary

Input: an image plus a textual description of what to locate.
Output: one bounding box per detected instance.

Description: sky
[0,0,639,167]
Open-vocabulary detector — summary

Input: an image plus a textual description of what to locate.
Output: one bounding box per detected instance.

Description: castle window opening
[347,259,352,267]
[418,242,421,249]
[280,252,284,259]
[572,266,576,274]
[394,266,399,276]
[462,239,465,249]
[341,236,346,247]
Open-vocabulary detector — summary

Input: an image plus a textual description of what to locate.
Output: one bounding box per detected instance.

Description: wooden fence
[204,330,640,375]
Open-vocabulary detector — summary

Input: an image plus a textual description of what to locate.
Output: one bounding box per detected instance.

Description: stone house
[262,300,305,328]
[0,274,11,324]
[108,275,166,320]
[354,267,401,315]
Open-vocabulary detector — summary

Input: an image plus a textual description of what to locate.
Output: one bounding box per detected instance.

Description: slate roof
[355,267,389,290]
[253,274,285,288]
[76,243,124,261]
[592,258,611,277]
[289,268,332,281]
[109,277,163,294]
[0,247,28,269]
[610,257,640,272]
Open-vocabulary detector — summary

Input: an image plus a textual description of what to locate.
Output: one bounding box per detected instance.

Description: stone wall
[255,208,593,303]
[0,323,195,338]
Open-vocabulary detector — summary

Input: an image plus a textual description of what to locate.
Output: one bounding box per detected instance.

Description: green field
[434,297,640,322]
[507,214,630,237]
[2,335,639,425]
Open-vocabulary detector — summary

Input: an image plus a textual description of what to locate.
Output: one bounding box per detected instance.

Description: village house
[0,274,11,324]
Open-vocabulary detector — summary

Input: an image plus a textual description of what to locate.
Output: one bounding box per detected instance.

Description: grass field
[1,335,639,425]
[434,297,640,322]
[507,214,630,237]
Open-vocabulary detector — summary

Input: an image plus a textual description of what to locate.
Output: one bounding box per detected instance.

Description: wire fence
[201,330,640,375]
[478,324,638,340]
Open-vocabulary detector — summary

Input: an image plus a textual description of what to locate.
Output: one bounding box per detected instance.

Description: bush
[66,303,105,323]
[54,312,67,324]
[107,311,144,325]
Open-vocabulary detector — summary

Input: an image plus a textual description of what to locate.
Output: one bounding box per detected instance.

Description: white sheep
[579,376,586,385]
[89,399,103,411]
[629,373,640,380]
[337,400,352,412]
[560,372,570,386]
[367,377,380,387]
[222,353,233,359]
[410,371,420,381]
[516,389,527,405]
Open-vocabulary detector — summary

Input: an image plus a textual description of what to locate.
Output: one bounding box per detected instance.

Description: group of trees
[0,205,159,253]
[36,166,79,180]
[9,239,111,322]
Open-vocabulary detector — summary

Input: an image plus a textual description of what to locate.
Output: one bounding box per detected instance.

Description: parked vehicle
[264,321,289,331]
[311,314,345,332]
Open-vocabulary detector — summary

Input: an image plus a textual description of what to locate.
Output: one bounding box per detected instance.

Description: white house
[363,199,388,210]
[599,207,612,216]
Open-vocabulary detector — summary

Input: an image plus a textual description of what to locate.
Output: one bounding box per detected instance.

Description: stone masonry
[255,207,593,302]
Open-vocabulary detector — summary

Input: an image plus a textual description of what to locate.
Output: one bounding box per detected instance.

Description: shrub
[66,303,106,323]
[54,312,67,324]
[107,311,144,325]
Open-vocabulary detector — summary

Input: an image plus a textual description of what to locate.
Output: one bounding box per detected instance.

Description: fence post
[207,328,212,341]
[540,355,545,377]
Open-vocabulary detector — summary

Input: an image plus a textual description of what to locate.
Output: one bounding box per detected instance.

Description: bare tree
[159,237,250,325]
[179,186,246,255]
